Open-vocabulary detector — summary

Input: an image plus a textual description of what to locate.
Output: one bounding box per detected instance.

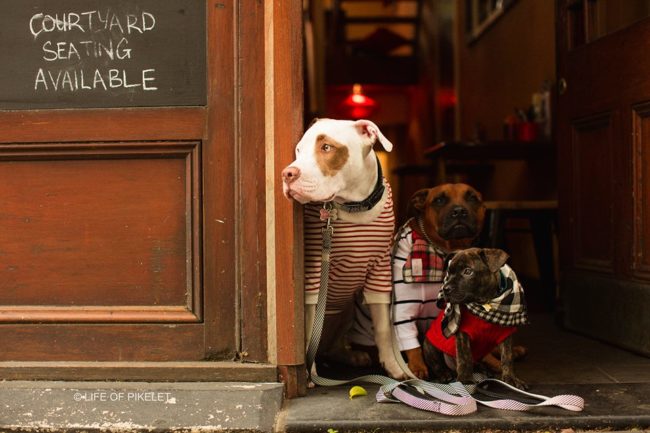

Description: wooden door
[557,0,650,355]
[0,0,238,364]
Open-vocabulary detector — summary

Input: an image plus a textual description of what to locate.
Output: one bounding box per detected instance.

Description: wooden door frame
[236,0,305,372]
[265,0,307,397]
[0,0,305,385]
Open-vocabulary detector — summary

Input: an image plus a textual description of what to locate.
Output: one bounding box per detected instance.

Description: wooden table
[424,140,555,184]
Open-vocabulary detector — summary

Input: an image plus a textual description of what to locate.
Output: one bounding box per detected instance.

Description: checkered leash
[305,202,584,415]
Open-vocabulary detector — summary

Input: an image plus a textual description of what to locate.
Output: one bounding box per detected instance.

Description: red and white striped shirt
[304,181,395,314]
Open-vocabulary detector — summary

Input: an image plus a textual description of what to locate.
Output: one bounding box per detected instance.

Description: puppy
[423,248,529,389]
[390,184,486,379]
[282,118,405,380]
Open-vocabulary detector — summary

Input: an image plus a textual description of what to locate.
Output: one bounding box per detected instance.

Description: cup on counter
[517,121,539,142]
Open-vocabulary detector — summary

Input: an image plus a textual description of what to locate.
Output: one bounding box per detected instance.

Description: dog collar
[337,156,385,213]
[417,216,437,246]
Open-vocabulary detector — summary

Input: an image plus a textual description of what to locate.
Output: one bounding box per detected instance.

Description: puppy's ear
[443,252,457,271]
[479,249,509,273]
[354,119,393,152]
[407,189,430,218]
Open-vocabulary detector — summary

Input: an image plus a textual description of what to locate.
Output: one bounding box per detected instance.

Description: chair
[481,200,558,310]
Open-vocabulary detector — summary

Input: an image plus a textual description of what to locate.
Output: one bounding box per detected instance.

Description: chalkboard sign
[0,0,206,109]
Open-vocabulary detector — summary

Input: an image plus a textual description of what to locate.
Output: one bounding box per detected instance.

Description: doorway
[301,0,650,387]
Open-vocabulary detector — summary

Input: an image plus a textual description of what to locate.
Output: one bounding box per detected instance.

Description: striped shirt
[304,181,395,314]
[392,222,444,351]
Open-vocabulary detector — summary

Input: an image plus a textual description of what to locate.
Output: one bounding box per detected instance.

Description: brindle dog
[422,248,528,390]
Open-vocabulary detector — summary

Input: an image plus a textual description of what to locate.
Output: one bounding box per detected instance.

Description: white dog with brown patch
[282,118,405,380]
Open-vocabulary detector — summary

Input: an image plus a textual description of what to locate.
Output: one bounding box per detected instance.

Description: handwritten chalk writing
[29,7,158,95]
[0,0,206,108]
[30,11,156,39]
[34,68,157,92]
[42,38,132,61]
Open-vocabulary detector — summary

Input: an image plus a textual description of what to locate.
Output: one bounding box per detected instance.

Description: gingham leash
[377,377,478,415]
[471,378,584,411]
[304,202,334,379]
[376,375,584,413]
[305,203,584,415]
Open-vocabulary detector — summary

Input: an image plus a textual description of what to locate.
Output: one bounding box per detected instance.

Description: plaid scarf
[439,264,529,338]
[401,219,446,283]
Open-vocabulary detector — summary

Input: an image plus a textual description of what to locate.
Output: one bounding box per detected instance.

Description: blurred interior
[304,0,560,313]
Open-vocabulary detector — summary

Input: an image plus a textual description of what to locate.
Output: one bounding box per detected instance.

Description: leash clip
[320,202,337,227]
[320,202,335,252]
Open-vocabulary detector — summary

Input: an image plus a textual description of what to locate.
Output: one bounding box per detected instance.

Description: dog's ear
[354,119,393,152]
[466,186,484,205]
[307,117,320,129]
[479,249,509,273]
[407,189,430,217]
[443,252,457,271]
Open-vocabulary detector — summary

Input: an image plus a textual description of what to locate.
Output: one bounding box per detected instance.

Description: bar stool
[480,200,558,310]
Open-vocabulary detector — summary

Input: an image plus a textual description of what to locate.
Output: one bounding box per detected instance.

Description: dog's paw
[305,365,313,388]
[408,360,429,380]
[433,368,455,383]
[501,373,528,390]
[512,345,528,361]
[481,353,503,373]
[382,358,407,380]
[456,373,476,386]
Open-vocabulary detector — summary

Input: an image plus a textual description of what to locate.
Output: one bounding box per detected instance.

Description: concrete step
[0,381,284,432]
[278,382,650,432]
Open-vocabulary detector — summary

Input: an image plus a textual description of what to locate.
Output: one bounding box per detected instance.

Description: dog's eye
[432,195,447,206]
[462,267,474,277]
[321,143,332,152]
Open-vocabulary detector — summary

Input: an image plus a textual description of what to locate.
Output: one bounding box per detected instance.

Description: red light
[340,84,377,119]
[351,94,367,104]
[437,87,457,107]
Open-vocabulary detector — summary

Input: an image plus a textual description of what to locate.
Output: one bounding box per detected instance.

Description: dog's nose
[282,166,301,184]
[451,206,468,219]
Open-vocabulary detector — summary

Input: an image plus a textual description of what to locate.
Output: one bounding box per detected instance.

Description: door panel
[0,140,210,359]
[570,113,615,272]
[588,0,650,41]
[557,0,650,355]
[0,142,200,321]
[633,102,650,277]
